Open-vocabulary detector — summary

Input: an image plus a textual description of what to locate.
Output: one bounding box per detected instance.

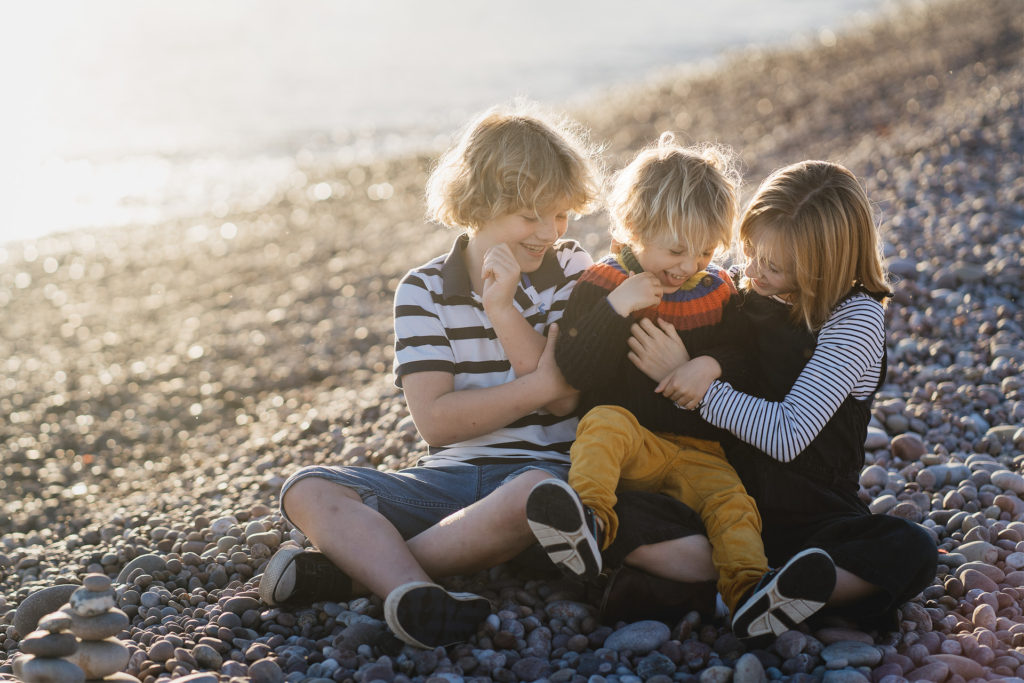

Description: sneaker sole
[258,546,302,606]
[384,581,491,649]
[526,479,602,578]
[732,548,836,638]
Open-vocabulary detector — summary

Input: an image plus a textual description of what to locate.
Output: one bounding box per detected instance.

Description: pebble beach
[1,0,1022,681]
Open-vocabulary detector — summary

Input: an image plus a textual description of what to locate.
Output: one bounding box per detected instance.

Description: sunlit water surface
[0,1,899,247]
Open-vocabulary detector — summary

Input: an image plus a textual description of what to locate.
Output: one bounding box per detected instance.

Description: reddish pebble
[960,568,999,593]
[925,653,984,679]
[892,433,927,460]
[907,661,950,681]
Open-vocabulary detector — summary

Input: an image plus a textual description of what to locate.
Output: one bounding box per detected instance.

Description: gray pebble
[604,620,670,654]
[116,554,168,584]
[821,641,882,667]
[13,584,78,637]
[19,629,79,657]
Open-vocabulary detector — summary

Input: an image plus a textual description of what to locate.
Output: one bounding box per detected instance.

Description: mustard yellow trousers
[569,405,768,610]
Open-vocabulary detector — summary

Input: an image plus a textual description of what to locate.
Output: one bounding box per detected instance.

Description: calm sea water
[0,0,901,247]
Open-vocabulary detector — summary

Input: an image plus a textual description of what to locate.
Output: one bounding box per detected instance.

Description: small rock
[864,427,890,450]
[821,641,882,667]
[13,584,78,636]
[733,652,768,683]
[17,655,86,683]
[821,671,870,683]
[891,433,926,460]
[924,654,984,679]
[67,637,130,679]
[991,470,1024,494]
[859,465,888,488]
[699,665,735,683]
[774,630,807,659]
[68,585,116,617]
[19,629,79,658]
[972,603,997,630]
[637,652,676,679]
[510,656,551,681]
[604,620,670,654]
[906,661,950,681]
[68,607,129,640]
[249,657,286,683]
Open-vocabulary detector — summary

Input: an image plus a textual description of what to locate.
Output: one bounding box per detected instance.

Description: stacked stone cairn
[12,573,141,683]
[64,574,139,682]
[12,610,85,682]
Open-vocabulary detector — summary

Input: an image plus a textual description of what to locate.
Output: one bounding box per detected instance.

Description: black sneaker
[526,478,603,578]
[731,547,836,639]
[383,581,492,649]
[258,547,353,607]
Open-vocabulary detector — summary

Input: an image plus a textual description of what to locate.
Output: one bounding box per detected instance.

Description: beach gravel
[0,0,1021,680]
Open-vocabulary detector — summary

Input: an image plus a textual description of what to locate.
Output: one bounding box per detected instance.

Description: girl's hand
[628,317,690,382]
[656,356,722,409]
[481,243,521,311]
[607,273,665,317]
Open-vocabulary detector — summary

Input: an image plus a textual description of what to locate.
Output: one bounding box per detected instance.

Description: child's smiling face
[743,231,797,300]
[476,201,571,273]
[632,233,716,290]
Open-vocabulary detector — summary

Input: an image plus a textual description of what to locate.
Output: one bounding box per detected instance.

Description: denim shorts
[279,460,569,540]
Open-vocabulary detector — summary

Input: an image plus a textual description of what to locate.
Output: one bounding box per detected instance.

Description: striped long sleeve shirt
[699,292,885,463]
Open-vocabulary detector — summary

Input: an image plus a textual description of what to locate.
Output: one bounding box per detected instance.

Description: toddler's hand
[607,272,664,317]
[481,243,521,310]
[656,356,721,410]
[628,317,690,382]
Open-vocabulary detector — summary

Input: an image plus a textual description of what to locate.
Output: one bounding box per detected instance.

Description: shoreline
[1,0,1022,681]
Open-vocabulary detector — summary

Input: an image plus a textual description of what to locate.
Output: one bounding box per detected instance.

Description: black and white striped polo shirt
[394,234,592,465]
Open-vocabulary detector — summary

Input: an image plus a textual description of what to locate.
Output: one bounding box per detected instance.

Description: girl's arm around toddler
[699,294,885,463]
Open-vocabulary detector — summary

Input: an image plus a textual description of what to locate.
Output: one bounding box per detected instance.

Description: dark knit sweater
[555,247,747,441]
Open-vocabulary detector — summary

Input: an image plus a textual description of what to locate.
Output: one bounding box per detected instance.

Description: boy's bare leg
[408,468,556,576]
[283,468,557,597]
[282,478,427,598]
[623,534,718,583]
[830,567,880,605]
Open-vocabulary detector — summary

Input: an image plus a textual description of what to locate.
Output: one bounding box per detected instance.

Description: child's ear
[609,238,623,254]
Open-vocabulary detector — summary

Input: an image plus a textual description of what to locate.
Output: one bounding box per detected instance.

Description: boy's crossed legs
[260,462,562,648]
[527,405,837,638]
